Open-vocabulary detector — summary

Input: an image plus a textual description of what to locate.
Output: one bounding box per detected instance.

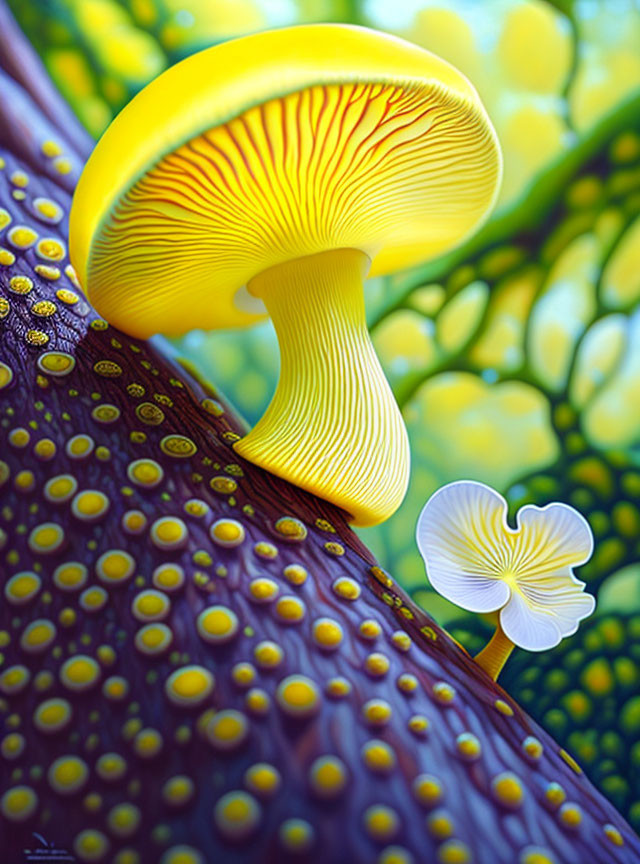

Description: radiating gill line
[313,85,356,216]
[322,113,487,235]
[224,120,291,244]
[256,101,299,241]
[128,167,250,231]
[172,144,237,202]
[298,88,316,247]
[198,133,290,251]
[98,218,265,255]
[319,92,429,218]
[306,85,332,244]
[433,520,500,572]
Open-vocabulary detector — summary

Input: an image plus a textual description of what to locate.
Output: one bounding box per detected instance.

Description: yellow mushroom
[70,24,501,525]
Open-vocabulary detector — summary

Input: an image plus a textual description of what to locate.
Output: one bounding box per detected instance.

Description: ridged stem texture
[234,248,410,526]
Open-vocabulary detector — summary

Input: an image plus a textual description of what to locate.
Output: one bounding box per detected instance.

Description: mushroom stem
[474,621,515,681]
[233,248,409,526]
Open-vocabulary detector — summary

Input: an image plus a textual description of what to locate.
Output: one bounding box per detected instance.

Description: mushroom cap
[70,24,502,338]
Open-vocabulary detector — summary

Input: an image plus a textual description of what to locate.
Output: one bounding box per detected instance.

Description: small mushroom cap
[70,24,501,338]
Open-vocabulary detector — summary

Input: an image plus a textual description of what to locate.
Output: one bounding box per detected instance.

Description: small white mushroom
[416,480,595,679]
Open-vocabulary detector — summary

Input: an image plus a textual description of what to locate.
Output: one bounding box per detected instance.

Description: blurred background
[11,0,640,829]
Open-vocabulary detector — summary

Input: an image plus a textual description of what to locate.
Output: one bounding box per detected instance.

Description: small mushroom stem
[233,248,409,526]
[474,621,515,681]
